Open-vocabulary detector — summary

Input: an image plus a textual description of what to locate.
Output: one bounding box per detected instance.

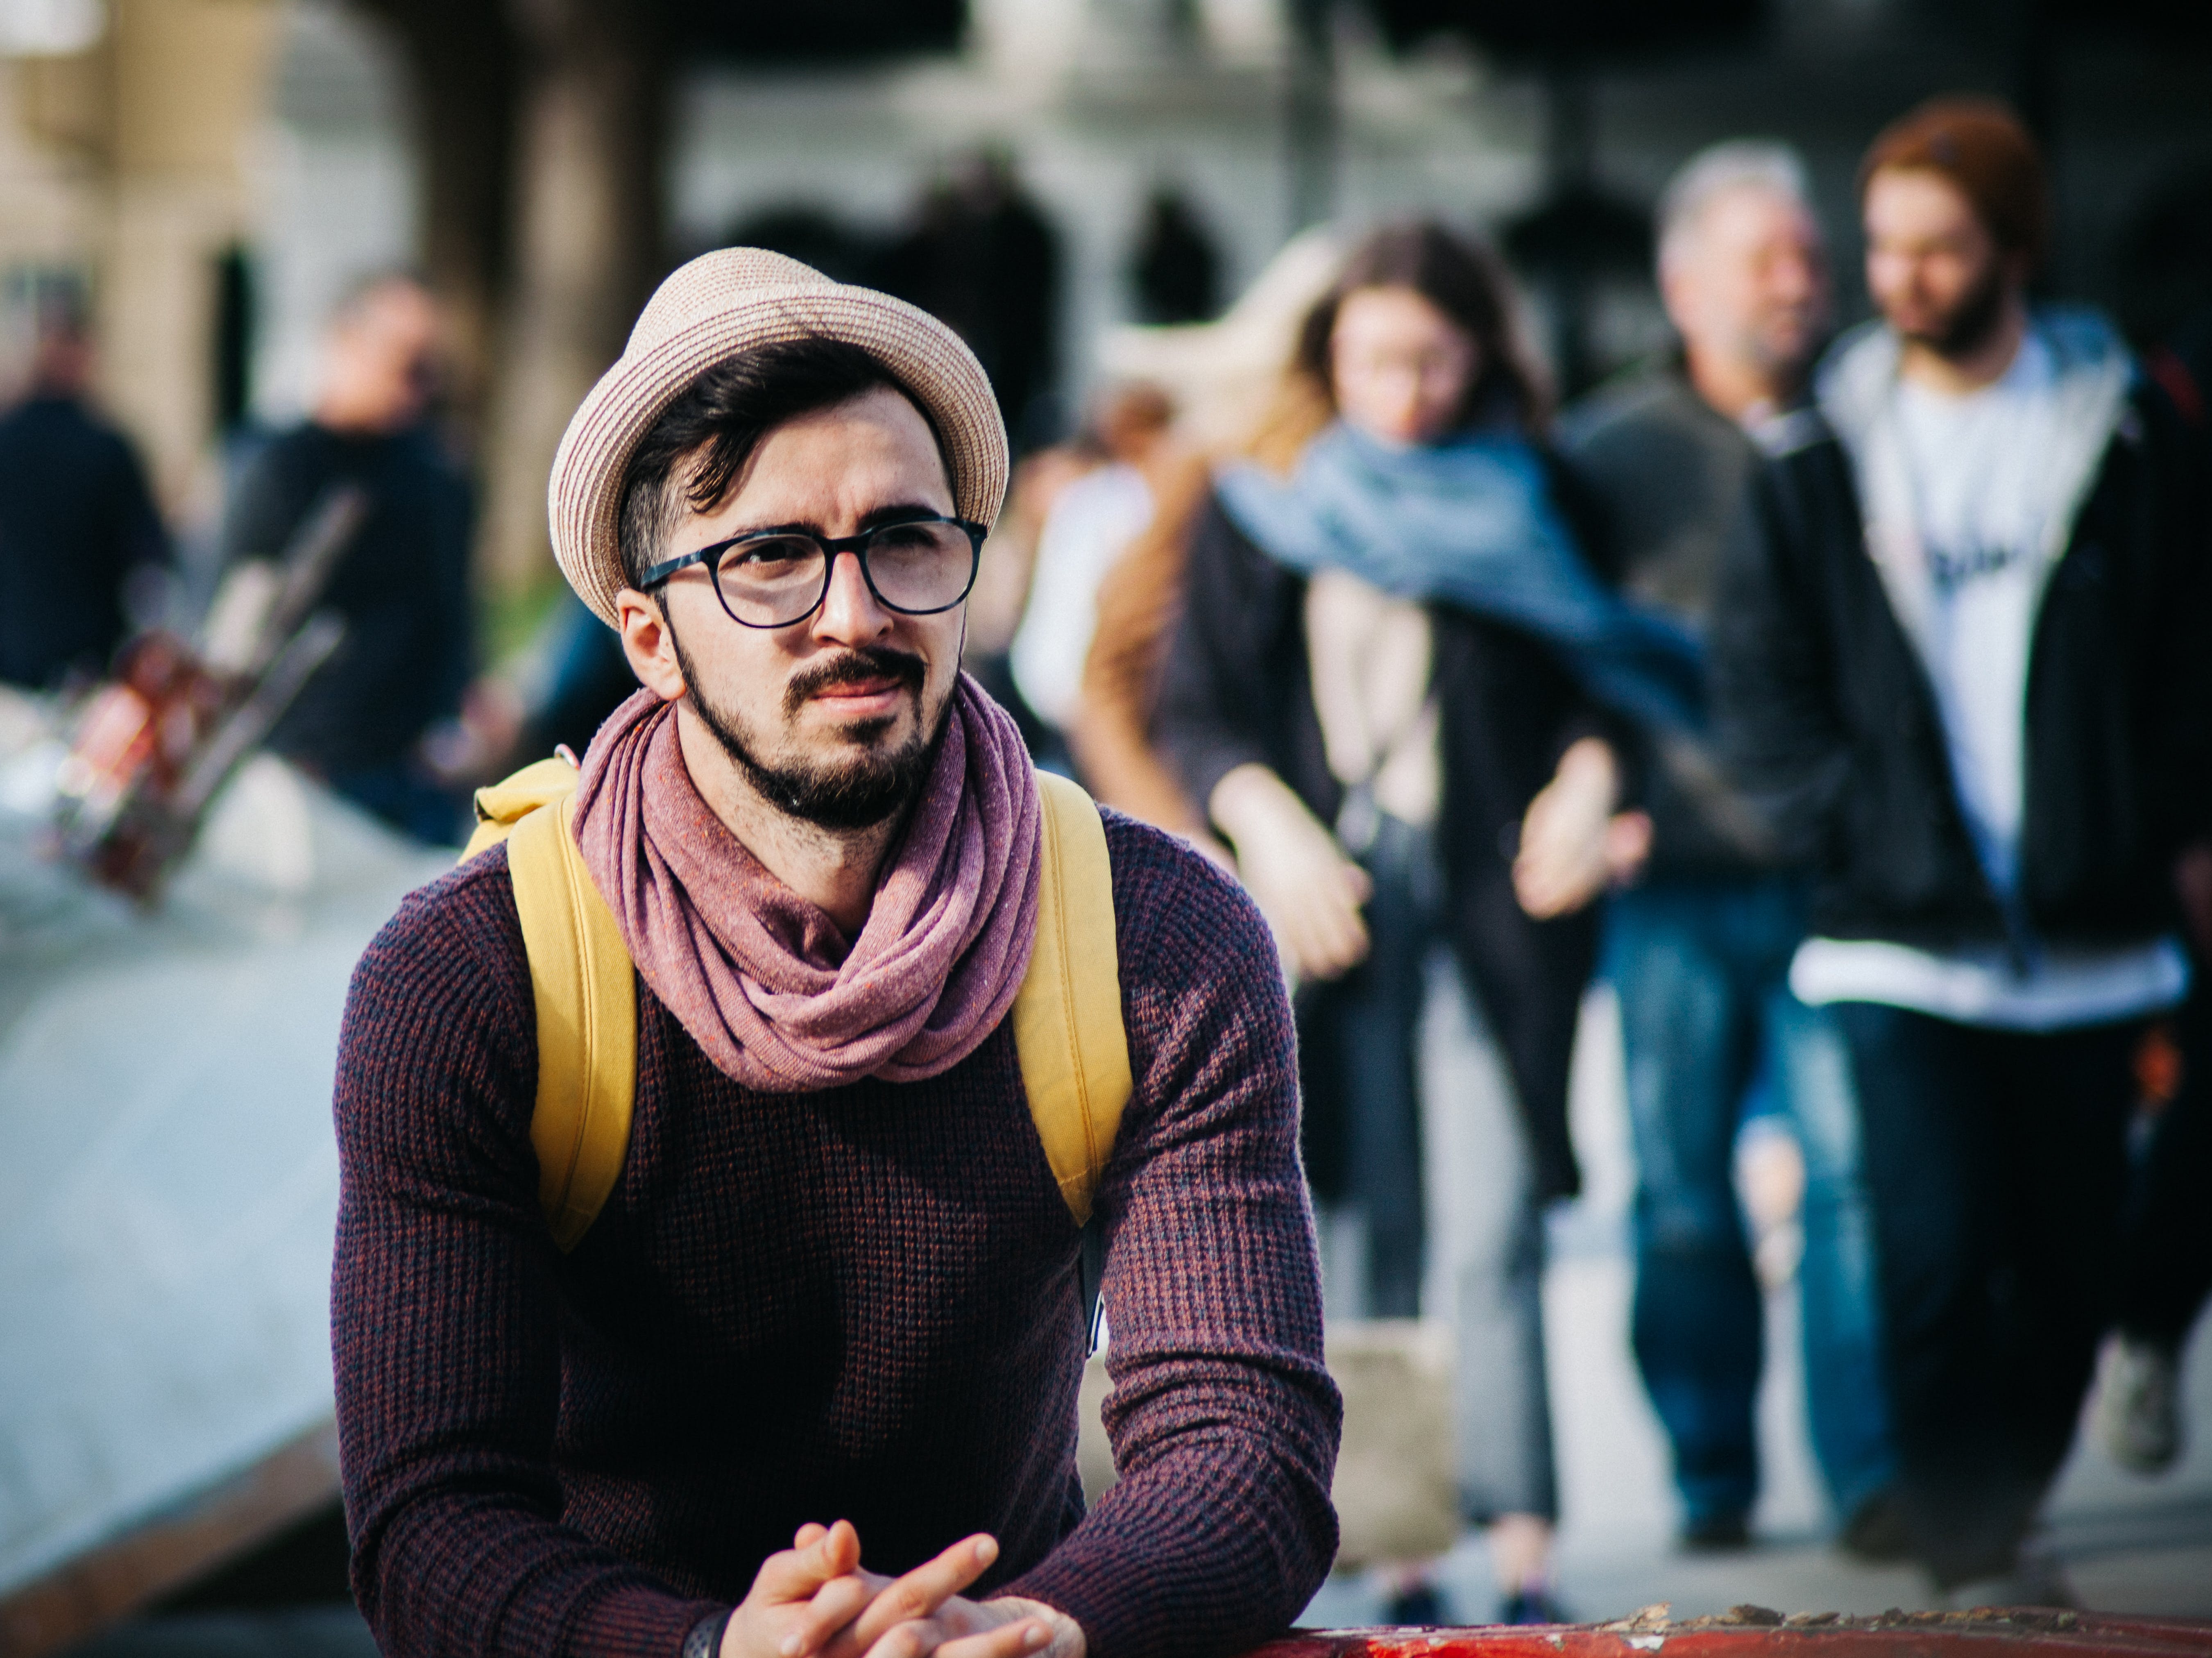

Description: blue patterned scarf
[1214,421,1704,732]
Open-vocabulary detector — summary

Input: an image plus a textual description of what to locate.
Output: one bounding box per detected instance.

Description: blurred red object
[1253,1610,2212,1656]
[51,632,234,896]
[49,487,364,902]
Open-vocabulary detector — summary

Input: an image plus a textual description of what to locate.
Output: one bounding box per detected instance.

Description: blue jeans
[1324,815,1441,1318]
[1323,819,1559,1518]
[1605,877,1895,1528]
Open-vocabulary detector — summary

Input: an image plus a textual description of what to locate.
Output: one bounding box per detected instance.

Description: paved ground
[1310,989,2212,1629]
[63,996,2212,1653]
[1305,1256,2212,1629]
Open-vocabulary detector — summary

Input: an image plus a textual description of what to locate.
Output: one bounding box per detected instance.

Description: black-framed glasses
[640,515,986,630]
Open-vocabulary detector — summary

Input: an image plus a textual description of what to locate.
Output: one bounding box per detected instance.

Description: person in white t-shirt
[1713,98,2212,1606]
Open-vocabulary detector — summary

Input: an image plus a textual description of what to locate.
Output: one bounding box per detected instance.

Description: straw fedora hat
[549,247,1010,628]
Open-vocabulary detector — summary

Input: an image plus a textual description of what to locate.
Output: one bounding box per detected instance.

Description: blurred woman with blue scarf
[1156,222,1701,1622]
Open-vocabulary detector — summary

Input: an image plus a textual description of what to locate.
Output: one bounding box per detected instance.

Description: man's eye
[730,539,815,571]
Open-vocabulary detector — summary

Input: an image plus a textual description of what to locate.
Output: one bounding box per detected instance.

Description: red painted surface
[1248,1614,2212,1658]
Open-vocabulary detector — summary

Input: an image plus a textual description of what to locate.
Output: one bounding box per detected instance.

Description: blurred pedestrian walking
[876,148,1063,449]
[0,297,170,691]
[218,273,474,844]
[1006,383,1186,773]
[2093,313,2212,1479]
[1129,186,1222,326]
[1561,142,1899,1558]
[1154,220,1701,1622]
[1714,98,2212,1605]
[1073,233,1346,845]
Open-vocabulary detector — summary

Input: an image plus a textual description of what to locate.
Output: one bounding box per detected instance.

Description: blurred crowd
[4,90,2210,1627]
[979,95,2212,1622]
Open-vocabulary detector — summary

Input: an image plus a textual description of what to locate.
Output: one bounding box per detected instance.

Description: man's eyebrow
[716,520,813,542]
[714,503,952,544]
[857,501,954,530]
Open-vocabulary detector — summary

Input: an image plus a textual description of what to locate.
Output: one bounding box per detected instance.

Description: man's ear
[616,587,688,703]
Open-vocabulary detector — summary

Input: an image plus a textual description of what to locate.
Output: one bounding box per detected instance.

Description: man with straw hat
[329,250,1340,1658]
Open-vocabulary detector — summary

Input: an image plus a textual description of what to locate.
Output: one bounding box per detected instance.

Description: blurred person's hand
[1513,738,1650,920]
[720,1522,1078,1658]
[1209,763,1372,981]
[418,677,526,787]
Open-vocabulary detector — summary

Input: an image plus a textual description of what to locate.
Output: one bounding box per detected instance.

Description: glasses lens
[863,520,975,613]
[716,535,829,625]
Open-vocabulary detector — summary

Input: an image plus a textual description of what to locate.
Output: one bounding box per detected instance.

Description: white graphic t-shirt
[1891,331,2059,898]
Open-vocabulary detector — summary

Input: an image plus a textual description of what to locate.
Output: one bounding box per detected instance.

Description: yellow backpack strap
[1013,772,1132,1227]
[460,760,638,1252]
[469,760,1117,1245]
[462,755,590,861]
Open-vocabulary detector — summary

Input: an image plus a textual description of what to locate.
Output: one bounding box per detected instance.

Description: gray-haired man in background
[1560,142,1899,1556]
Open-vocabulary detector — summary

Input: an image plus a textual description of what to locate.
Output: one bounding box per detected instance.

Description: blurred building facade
[0,0,2205,593]
[0,0,279,516]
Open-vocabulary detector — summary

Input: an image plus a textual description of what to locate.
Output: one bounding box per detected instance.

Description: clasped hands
[721,1521,1084,1658]
[1211,739,1651,984]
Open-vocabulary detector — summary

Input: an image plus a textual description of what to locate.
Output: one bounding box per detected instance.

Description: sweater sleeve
[999,819,1342,1658]
[330,851,726,1658]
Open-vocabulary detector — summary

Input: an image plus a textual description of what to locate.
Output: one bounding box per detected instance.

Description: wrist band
[682,1609,732,1658]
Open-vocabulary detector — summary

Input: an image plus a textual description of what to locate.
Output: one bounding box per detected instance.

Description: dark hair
[616,336,940,587]
[1292,220,1548,433]
[1858,95,2048,270]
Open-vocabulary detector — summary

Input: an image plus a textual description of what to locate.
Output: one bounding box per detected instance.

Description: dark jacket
[1155,483,1622,1201]
[0,395,168,689]
[1560,362,1789,878]
[1713,338,2212,953]
[221,422,474,776]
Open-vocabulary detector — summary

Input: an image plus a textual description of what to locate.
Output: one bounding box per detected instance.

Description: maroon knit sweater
[331,810,1341,1658]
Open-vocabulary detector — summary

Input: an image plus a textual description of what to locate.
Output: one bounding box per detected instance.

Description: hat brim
[549,280,1009,629]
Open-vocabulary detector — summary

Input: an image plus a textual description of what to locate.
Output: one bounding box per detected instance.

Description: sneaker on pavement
[1944,1546,2074,1611]
[1838,1487,1912,1563]
[2094,1336,2183,1474]
[1381,1580,1446,1627]
[1679,1510,1752,1552]
[1498,1586,1569,1626]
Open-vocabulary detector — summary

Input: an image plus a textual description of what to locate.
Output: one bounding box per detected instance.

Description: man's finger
[929,1618,1054,1658]
[844,1536,998,1651]
[860,1617,948,1658]
[755,1520,862,1601]
[780,1574,877,1658]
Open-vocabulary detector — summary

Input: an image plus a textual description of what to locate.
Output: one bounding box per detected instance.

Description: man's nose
[1770,253,1818,302]
[810,545,895,644]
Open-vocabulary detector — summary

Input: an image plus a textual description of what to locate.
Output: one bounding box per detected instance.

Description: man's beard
[667,627,947,831]
[1737,302,1823,386]
[1903,258,2009,360]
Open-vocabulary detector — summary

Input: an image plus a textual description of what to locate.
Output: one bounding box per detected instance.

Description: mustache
[784,646,927,716]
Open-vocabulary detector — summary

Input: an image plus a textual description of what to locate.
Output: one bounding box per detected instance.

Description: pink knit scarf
[570,679,1041,1092]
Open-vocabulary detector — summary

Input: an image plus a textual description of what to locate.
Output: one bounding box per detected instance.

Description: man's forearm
[354,1483,724,1658]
